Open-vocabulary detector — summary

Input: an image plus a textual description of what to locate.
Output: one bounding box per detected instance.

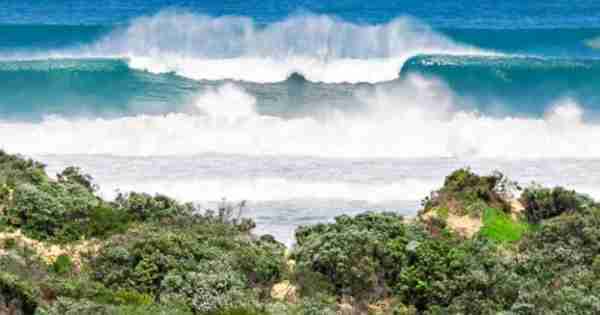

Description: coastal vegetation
[1,150,599,314]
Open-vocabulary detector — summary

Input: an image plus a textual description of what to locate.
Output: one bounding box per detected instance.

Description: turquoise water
[0,12,599,119]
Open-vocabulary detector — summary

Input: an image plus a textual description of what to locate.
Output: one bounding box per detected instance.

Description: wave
[401,55,600,114]
[0,11,489,83]
[112,12,489,83]
[1,77,600,159]
[0,58,198,119]
[1,54,600,120]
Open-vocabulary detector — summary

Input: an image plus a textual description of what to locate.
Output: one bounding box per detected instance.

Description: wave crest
[84,11,488,83]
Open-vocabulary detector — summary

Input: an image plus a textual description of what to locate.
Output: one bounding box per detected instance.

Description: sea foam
[1,77,598,159]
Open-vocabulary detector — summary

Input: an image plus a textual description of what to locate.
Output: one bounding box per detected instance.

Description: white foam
[1,77,600,159]
[114,12,489,83]
[191,83,257,119]
[93,177,434,204]
[0,11,491,83]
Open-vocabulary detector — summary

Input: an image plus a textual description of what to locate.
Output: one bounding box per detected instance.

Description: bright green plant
[479,208,529,243]
[52,254,74,275]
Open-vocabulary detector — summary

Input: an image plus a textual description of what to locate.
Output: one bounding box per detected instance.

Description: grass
[435,207,450,220]
[479,208,529,243]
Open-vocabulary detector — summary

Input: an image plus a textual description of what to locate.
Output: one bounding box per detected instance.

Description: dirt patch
[420,210,482,238]
[271,280,297,303]
[0,230,100,271]
[510,199,525,220]
[446,214,482,238]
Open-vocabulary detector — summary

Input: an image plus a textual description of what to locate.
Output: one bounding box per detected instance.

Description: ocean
[1,0,600,243]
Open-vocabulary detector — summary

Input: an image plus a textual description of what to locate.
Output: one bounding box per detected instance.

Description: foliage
[35,297,193,315]
[113,192,197,222]
[51,254,74,275]
[88,221,284,313]
[0,272,39,315]
[160,269,249,314]
[479,208,529,243]
[3,152,600,314]
[520,185,595,223]
[422,168,513,216]
[293,212,407,301]
[0,150,47,187]
[508,207,600,313]
[57,167,97,193]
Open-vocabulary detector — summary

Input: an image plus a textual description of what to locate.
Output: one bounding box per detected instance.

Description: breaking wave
[1,77,599,159]
[0,11,489,83]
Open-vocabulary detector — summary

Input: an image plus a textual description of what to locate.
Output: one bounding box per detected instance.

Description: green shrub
[4,180,100,242]
[2,237,16,250]
[394,236,468,310]
[0,272,39,315]
[293,212,407,301]
[0,150,47,187]
[57,167,97,193]
[520,185,594,223]
[87,205,131,238]
[160,269,249,314]
[88,220,283,313]
[113,289,153,306]
[235,238,285,287]
[89,231,204,295]
[213,306,269,315]
[114,192,196,222]
[52,255,74,275]
[422,169,512,216]
[36,297,193,315]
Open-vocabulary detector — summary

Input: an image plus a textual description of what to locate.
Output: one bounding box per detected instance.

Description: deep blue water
[2,0,600,28]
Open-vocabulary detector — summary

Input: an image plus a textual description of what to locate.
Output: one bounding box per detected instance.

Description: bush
[0,150,47,187]
[2,237,16,250]
[293,212,407,301]
[114,192,197,222]
[394,236,469,310]
[57,167,97,193]
[0,272,39,315]
[234,238,285,287]
[422,169,512,216]
[87,205,131,238]
[3,179,100,242]
[4,152,600,314]
[88,220,284,313]
[520,185,594,223]
[36,297,193,315]
[160,269,249,314]
[52,255,74,275]
[89,231,206,295]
